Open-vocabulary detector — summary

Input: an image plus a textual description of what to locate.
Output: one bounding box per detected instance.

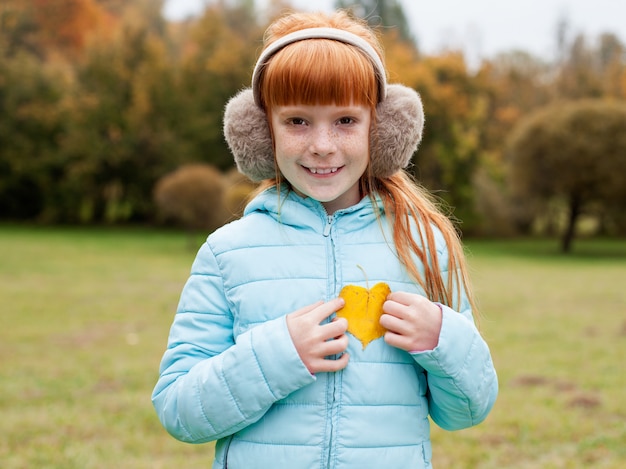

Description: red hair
[261,40,378,108]
[260,10,382,110]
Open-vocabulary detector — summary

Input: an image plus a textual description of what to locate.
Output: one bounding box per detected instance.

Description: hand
[380,291,442,352]
[286,298,350,374]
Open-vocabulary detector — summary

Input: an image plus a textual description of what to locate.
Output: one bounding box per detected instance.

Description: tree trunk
[561,194,582,253]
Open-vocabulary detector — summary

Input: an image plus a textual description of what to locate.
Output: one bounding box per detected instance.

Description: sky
[162,0,626,63]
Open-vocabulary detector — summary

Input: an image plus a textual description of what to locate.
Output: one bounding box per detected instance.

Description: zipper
[323,211,338,468]
[221,435,233,468]
[326,386,335,468]
[323,214,333,237]
[323,213,338,298]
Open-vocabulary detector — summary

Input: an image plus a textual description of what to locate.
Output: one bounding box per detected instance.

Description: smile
[306,167,339,175]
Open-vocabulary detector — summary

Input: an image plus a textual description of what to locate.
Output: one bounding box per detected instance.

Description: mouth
[304,166,340,175]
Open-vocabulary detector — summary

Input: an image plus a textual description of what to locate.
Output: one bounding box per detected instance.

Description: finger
[331,352,350,370]
[309,297,345,323]
[383,331,412,351]
[309,334,348,360]
[328,317,348,334]
[290,300,324,318]
[310,334,348,358]
[387,291,426,306]
[379,313,406,334]
[323,334,349,356]
[382,299,411,320]
[319,353,350,373]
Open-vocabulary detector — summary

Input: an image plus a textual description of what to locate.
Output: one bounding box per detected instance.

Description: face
[270,102,371,214]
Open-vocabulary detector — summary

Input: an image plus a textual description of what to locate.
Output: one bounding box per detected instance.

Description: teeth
[309,167,338,174]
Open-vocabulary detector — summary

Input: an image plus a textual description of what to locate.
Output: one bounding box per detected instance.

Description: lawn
[1,226,624,468]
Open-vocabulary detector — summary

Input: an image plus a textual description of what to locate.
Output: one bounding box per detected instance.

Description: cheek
[274,135,304,174]
[348,132,371,163]
[273,128,298,154]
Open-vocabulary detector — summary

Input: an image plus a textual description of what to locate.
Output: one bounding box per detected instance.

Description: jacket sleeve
[411,243,498,431]
[151,241,316,444]
[412,305,498,430]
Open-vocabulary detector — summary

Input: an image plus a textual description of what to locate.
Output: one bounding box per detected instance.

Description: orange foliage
[31,0,116,57]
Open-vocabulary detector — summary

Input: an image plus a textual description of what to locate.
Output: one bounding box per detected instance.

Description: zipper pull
[323,215,333,237]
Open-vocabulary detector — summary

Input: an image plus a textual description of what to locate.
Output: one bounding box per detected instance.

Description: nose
[309,125,337,157]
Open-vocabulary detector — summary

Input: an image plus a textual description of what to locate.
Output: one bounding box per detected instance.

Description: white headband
[251,27,387,107]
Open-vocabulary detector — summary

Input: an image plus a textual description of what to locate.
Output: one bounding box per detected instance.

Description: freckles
[346,133,370,157]
[286,138,307,157]
[347,134,364,150]
[275,132,304,156]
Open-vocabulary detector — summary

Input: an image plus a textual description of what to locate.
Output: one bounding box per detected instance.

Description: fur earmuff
[370,84,424,178]
[223,83,424,182]
[223,89,275,182]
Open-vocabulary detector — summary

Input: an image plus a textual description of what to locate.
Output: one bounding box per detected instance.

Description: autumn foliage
[0,0,625,245]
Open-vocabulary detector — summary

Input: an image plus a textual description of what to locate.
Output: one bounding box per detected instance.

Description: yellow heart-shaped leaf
[336,282,391,349]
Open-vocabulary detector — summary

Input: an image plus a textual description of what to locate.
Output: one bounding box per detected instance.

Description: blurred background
[1,1,625,468]
[1,0,625,249]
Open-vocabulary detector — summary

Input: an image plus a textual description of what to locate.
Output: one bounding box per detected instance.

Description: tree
[175,1,262,171]
[553,21,626,102]
[468,51,553,234]
[395,51,490,232]
[33,0,114,58]
[0,0,115,60]
[478,51,552,159]
[506,100,626,252]
[57,6,179,223]
[334,0,414,45]
[0,0,41,58]
[0,45,68,220]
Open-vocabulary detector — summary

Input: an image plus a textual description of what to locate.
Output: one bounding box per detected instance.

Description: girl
[153,10,497,469]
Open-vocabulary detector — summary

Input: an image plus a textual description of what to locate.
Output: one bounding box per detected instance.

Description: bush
[222,168,258,222]
[153,164,228,233]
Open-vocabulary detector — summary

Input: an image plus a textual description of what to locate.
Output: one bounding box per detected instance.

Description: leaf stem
[356,264,369,290]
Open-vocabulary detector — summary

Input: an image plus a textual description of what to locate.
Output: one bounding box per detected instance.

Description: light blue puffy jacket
[152,187,498,469]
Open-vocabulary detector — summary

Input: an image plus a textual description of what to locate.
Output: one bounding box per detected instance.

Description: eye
[338,116,355,125]
[287,117,307,126]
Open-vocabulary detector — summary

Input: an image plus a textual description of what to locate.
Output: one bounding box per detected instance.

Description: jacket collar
[244,185,384,232]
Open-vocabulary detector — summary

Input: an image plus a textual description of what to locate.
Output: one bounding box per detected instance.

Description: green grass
[431,239,626,468]
[0,226,212,468]
[1,227,625,468]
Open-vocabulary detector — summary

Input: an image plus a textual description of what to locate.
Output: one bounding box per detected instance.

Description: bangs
[261,40,379,109]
